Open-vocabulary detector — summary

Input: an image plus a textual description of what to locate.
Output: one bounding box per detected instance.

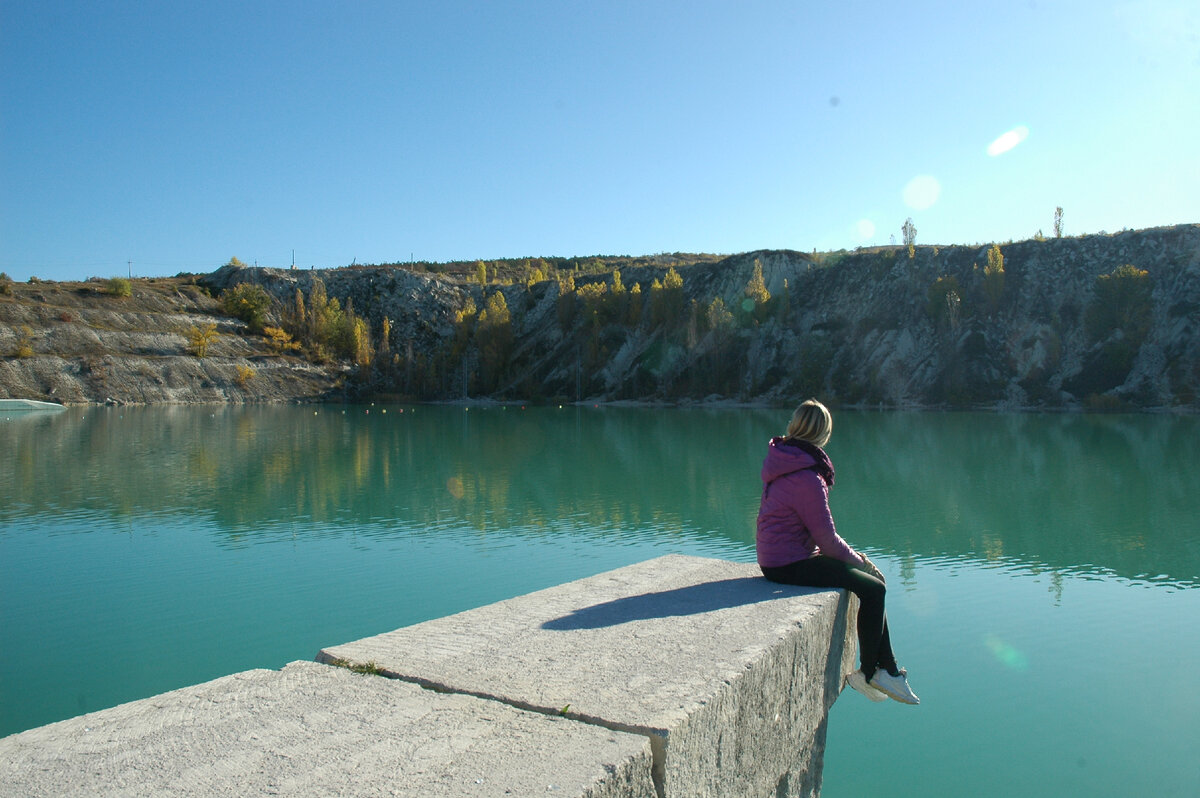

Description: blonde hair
[785,399,832,448]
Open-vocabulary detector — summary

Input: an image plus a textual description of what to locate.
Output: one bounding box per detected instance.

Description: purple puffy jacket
[755,437,864,568]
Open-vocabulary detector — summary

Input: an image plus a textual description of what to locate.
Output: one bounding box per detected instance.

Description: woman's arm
[791,471,866,567]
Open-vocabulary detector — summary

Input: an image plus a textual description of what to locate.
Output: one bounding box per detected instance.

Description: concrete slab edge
[316,588,854,798]
[317,652,671,796]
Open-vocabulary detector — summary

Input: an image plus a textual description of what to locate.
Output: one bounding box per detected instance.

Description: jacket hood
[761,436,818,485]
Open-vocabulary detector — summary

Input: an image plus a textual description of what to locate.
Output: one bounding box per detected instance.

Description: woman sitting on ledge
[756,398,920,705]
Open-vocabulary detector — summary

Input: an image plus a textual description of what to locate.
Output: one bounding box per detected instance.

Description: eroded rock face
[0,279,339,405]
[3,225,1198,409]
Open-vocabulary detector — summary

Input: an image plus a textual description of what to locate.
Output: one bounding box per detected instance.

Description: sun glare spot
[902,175,941,211]
[984,633,1030,671]
[856,219,876,240]
[987,125,1030,157]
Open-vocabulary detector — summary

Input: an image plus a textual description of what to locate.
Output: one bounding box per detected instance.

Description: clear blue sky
[2,0,1198,282]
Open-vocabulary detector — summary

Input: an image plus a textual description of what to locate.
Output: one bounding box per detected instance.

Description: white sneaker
[845,670,888,702]
[870,669,920,705]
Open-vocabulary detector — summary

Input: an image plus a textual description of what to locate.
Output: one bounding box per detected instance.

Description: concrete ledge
[0,661,655,798]
[319,554,856,798]
[2,555,854,798]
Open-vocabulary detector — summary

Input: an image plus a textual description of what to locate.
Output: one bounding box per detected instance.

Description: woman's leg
[761,556,894,679]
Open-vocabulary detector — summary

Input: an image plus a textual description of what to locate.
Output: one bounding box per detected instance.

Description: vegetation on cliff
[200,225,1199,411]
[3,225,1198,410]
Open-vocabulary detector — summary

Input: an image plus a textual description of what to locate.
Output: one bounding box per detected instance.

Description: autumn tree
[187,322,219,358]
[476,291,513,388]
[379,317,392,363]
[263,326,301,353]
[1054,207,1064,238]
[286,288,307,337]
[556,273,577,331]
[775,278,791,324]
[452,296,478,359]
[650,267,685,326]
[742,259,771,323]
[350,315,372,368]
[984,245,1005,310]
[607,269,628,322]
[576,281,608,329]
[902,218,917,258]
[706,296,734,331]
[627,282,643,326]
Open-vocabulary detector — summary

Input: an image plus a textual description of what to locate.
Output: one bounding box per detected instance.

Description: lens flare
[987,126,1030,156]
[855,219,876,240]
[902,175,941,211]
[984,633,1029,671]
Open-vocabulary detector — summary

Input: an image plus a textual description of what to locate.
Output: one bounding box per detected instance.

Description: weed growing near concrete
[326,657,386,676]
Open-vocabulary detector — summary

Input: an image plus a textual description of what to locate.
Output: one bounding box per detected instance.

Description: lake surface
[2,404,1197,796]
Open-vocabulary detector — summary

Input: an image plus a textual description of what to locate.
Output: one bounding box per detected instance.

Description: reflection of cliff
[0,406,776,551]
[832,411,1200,588]
[3,407,1196,587]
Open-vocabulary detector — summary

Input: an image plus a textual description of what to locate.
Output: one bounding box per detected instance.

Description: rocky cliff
[3,224,1198,409]
[201,224,1200,410]
[0,278,339,405]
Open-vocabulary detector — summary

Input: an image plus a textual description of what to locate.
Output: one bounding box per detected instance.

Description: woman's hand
[858,555,886,583]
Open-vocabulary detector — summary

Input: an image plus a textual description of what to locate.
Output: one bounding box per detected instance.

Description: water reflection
[2,405,1197,587]
[832,411,1199,589]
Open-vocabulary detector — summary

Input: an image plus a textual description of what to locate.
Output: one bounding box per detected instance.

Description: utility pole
[127,260,132,279]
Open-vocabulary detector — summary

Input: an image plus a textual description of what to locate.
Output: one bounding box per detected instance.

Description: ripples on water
[2,405,1197,797]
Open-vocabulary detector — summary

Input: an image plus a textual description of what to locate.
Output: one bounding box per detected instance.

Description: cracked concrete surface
[2,555,853,798]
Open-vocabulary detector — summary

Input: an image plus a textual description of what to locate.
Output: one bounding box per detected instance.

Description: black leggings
[760,556,896,679]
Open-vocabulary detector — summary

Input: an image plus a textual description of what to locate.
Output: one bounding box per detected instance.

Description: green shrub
[12,325,34,358]
[1085,264,1151,342]
[220,283,272,334]
[927,275,963,325]
[103,277,133,297]
[0,272,11,295]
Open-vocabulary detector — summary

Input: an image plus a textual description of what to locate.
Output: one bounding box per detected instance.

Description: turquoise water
[2,405,1197,796]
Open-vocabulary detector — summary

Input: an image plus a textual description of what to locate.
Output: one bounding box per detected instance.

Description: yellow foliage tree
[351,316,372,368]
[263,326,301,353]
[187,322,219,358]
[984,245,1005,310]
[476,291,513,389]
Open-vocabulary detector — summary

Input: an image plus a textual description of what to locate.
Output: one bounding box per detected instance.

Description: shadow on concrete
[541,577,829,630]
